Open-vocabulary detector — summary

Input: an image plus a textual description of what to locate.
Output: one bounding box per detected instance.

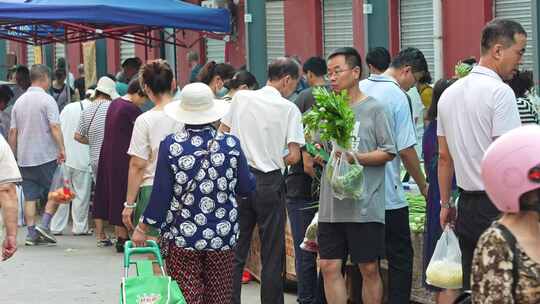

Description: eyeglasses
[326,69,352,78]
[528,166,540,182]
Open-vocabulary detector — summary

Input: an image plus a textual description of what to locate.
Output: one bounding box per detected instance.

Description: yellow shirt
[419,84,433,109]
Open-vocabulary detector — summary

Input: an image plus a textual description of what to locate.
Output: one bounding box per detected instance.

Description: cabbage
[426,261,463,289]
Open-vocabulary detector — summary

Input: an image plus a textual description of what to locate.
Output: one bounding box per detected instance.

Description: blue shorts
[19,160,57,201]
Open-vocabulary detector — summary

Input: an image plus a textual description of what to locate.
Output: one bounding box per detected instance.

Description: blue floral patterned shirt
[142,125,256,251]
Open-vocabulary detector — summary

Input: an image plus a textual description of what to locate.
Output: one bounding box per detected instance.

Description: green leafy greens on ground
[407,193,427,233]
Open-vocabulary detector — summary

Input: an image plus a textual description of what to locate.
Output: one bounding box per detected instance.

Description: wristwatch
[124,201,137,208]
[440,198,455,209]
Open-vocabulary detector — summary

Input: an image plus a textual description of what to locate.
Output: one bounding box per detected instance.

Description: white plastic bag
[426,227,463,289]
[326,148,364,200]
[16,185,25,226]
[48,164,75,203]
[300,213,319,252]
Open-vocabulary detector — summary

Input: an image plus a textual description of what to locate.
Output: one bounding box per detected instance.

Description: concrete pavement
[0,227,297,303]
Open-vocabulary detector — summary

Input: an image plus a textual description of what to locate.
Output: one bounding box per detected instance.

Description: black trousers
[455,190,500,290]
[385,206,413,304]
[232,168,286,304]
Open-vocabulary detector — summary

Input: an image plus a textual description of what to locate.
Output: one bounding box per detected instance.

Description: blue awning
[0,0,230,33]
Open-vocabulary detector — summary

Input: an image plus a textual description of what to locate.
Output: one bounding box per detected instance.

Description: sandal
[115,237,130,253]
[97,238,113,247]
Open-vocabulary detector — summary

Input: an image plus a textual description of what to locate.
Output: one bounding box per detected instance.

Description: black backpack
[453,222,520,304]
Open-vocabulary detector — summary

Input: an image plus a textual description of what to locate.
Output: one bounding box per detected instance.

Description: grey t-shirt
[318,97,397,224]
[10,87,60,167]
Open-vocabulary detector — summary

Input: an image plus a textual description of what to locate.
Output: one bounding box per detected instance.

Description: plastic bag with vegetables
[326,147,364,200]
[426,227,463,289]
[48,164,76,204]
[300,212,319,252]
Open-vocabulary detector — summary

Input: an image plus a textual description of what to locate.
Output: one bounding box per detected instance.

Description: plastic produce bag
[300,213,319,252]
[326,148,364,200]
[16,185,25,226]
[48,164,75,204]
[426,227,463,289]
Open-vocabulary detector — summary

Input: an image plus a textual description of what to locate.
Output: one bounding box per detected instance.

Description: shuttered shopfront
[400,0,435,75]
[27,44,34,66]
[206,38,226,63]
[265,0,285,63]
[120,38,136,65]
[54,43,65,62]
[322,0,353,58]
[495,0,536,71]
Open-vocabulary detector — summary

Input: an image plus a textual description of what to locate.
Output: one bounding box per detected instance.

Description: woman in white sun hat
[74,76,118,247]
[131,82,256,304]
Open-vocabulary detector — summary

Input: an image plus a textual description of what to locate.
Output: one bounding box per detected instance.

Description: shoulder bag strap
[494,222,520,299]
[86,102,105,136]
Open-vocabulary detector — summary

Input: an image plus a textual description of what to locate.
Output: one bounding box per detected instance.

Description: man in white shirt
[50,98,93,235]
[0,135,21,260]
[438,19,526,290]
[220,58,305,304]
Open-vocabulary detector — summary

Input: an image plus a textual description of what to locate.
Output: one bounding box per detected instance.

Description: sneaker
[52,231,63,236]
[35,225,57,244]
[25,235,43,246]
[97,238,113,247]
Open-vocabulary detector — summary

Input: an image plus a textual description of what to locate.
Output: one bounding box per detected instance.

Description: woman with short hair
[75,76,118,247]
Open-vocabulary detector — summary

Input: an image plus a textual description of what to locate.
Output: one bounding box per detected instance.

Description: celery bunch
[303,87,356,150]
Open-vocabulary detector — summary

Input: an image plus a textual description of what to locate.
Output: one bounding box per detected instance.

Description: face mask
[216,87,229,98]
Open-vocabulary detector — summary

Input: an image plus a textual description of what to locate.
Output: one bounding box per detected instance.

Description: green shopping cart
[120,240,186,304]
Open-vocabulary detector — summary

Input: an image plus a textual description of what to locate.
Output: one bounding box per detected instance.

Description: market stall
[0,0,230,87]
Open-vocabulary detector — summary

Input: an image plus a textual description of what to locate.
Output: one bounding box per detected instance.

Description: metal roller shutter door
[27,44,35,66]
[400,0,435,75]
[55,43,65,62]
[120,38,136,64]
[266,1,285,64]
[495,0,535,71]
[323,0,353,58]
[206,38,226,63]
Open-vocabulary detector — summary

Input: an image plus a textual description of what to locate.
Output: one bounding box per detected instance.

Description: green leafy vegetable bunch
[303,87,355,149]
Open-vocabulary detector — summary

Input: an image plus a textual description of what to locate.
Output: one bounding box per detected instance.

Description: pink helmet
[481,125,540,213]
